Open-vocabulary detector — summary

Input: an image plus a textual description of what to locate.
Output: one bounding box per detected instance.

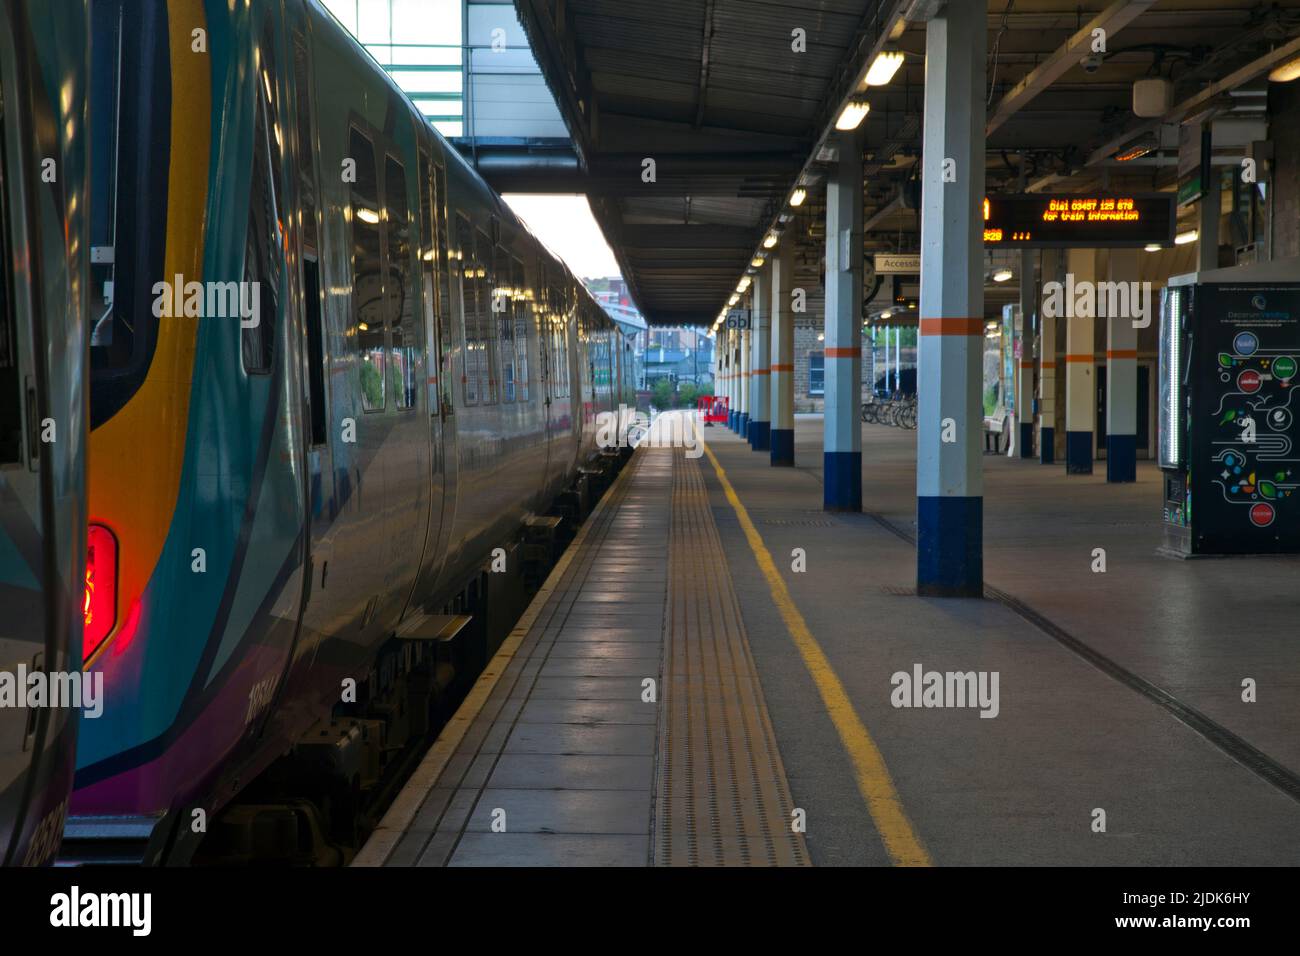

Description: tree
[651,378,675,410]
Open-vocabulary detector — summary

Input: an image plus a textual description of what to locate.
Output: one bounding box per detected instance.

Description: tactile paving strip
[653,447,810,866]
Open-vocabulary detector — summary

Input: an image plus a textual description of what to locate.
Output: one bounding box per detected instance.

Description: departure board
[982,193,1176,248]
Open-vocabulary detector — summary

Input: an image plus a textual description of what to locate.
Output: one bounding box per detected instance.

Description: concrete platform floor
[701,414,1300,865]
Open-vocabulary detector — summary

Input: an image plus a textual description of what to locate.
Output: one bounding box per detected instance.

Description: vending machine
[1159,262,1300,556]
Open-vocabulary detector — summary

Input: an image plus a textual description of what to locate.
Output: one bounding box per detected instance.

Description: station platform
[358,413,1300,867]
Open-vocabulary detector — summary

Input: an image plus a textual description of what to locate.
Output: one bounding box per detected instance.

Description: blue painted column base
[1040,426,1055,465]
[728,410,737,431]
[917,496,983,597]
[1106,434,1137,482]
[823,452,862,512]
[1019,423,1034,459]
[739,412,749,437]
[750,420,770,451]
[770,428,794,467]
[1065,430,1093,475]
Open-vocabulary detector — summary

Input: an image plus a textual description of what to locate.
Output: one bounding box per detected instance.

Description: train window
[88,0,167,427]
[512,258,528,403]
[350,127,385,411]
[241,24,284,375]
[496,245,514,403]
[455,214,477,405]
[303,256,327,445]
[475,230,497,405]
[293,32,327,445]
[385,155,417,411]
[417,150,439,414]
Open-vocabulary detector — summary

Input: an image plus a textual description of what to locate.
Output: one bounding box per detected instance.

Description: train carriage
[71,0,628,863]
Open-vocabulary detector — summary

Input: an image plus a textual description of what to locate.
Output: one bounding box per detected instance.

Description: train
[2,0,636,864]
[0,0,89,866]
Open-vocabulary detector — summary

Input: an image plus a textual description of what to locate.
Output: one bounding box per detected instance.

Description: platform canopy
[506,0,1300,326]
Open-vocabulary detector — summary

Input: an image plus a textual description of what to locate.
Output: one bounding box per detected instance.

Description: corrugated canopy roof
[515,0,893,326]
[512,0,1300,326]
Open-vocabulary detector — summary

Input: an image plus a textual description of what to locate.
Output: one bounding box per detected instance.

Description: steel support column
[770,241,795,466]
[739,326,752,438]
[751,267,771,450]
[916,0,986,596]
[1065,248,1096,475]
[824,128,864,511]
[1106,248,1139,482]
[1017,249,1036,458]
[1038,249,1060,464]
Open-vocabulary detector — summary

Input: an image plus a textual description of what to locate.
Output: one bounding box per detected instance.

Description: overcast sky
[502,194,623,282]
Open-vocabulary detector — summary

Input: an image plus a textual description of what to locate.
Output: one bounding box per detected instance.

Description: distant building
[585,278,711,391]
[643,329,713,389]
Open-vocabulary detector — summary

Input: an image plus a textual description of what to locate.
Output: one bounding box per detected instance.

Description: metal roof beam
[694,0,716,128]
[1084,32,1300,169]
[986,0,1157,138]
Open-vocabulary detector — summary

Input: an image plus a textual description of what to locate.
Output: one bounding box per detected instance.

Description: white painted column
[1064,247,1097,474]
[739,325,752,438]
[751,266,771,449]
[915,0,986,596]
[770,241,795,465]
[1016,249,1035,458]
[1038,248,1059,464]
[824,127,864,510]
[1105,248,1139,481]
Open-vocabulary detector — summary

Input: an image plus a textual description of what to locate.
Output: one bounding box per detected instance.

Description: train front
[73,0,307,858]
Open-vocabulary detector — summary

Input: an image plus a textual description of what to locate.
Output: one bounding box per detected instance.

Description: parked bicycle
[862,392,917,430]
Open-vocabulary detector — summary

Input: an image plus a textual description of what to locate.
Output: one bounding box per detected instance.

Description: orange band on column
[1105,349,1138,359]
[752,368,771,375]
[825,347,861,358]
[920,317,984,336]
[1040,361,1057,369]
[1065,354,1094,363]
[770,363,794,372]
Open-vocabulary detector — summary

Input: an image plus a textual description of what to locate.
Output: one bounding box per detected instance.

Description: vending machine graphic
[1160,267,1300,555]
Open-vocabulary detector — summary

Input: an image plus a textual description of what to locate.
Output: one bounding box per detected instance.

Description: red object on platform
[698,395,728,424]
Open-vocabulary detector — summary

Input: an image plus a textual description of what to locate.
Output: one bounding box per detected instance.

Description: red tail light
[84,524,118,659]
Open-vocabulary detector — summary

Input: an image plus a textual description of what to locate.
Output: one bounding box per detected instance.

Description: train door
[0,0,86,866]
[0,12,42,864]
[289,23,331,654]
[409,146,453,597]
[537,258,553,489]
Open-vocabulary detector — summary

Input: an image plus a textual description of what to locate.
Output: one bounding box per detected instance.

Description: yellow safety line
[701,440,932,867]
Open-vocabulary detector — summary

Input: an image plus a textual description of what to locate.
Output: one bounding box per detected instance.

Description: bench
[983,414,1009,454]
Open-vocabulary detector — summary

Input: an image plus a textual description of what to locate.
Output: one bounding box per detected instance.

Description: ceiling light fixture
[790,188,807,207]
[835,97,871,131]
[1268,54,1300,83]
[1175,229,1198,245]
[763,233,779,249]
[992,268,1013,283]
[864,50,905,87]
